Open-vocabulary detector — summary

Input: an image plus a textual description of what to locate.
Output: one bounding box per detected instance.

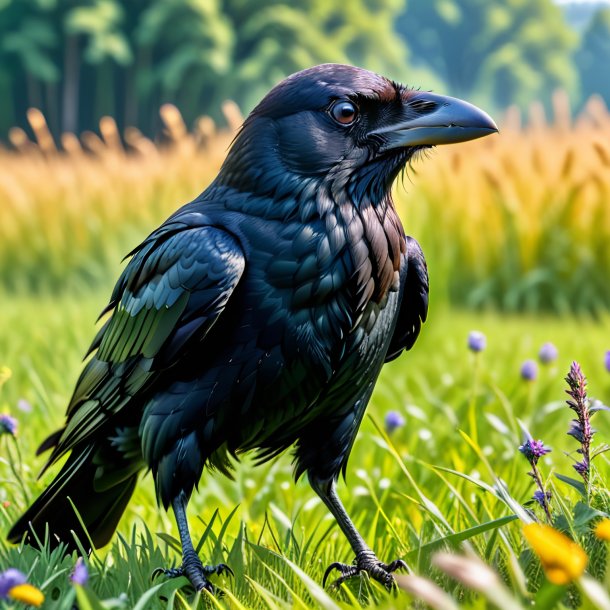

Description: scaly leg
[153,491,232,592]
[310,477,406,590]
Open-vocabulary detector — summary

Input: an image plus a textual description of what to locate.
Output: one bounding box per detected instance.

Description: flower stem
[530,464,552,523]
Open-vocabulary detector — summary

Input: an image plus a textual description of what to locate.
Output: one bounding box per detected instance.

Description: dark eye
[330,100,358,125]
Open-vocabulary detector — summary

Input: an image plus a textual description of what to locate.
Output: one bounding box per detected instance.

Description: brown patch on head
[250,64,404,120]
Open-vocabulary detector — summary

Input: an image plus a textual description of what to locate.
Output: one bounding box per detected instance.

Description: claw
[323,562,358,588]
[152,561,232,595]
[204,563,234,578]
[322,552,407,590]
[152,565,184,581]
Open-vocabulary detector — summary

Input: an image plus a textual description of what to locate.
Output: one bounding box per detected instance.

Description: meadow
[1,96,610,609]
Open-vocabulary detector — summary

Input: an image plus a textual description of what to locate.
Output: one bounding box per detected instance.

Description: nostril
[409,99,438,115]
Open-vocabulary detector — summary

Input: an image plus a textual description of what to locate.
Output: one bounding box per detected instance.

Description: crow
[8,64,497,591]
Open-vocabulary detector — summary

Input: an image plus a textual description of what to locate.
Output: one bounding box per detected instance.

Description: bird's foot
[323,550,406,590]
[152,552,233,593]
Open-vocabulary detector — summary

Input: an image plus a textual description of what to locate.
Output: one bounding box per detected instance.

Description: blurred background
[1,0,609,138]
[1,0,609,315]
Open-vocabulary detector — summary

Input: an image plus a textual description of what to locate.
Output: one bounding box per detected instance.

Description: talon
[151,565,183,581]
[153,560,231,595]
[204,563,234,578]
[198,580,216,594]
[385,559,407,573]
[322,554,407,590]
[322,562,345,588]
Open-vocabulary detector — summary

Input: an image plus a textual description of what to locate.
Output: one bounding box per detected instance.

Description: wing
[385,235,429,362]
[42,222,245,468]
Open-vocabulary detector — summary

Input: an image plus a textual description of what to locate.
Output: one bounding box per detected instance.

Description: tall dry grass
[398,91,610,313]
[1,93,609,313]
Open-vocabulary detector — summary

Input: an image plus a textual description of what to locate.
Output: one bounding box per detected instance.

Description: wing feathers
[385,235,429,362]
[45,225,245,466]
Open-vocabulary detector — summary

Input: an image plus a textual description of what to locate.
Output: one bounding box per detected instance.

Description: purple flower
[70,558,88,586]
[0,568,27,599]
[519,438,553,521]
[520,360,538,381]
[605,351,610,373]
[385,410,405,433]
[565,362,592,486]
[538,342,558,364]
[17,399,32,413]
[0,414,17,436]
[467,331,486,353]
[519,439,551,464]
[533,489,552,507]
[567,420,587,443]
[574,460,589,477]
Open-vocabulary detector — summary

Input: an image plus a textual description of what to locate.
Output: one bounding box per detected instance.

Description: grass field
[2,294,610,608]
[2,99,610,608]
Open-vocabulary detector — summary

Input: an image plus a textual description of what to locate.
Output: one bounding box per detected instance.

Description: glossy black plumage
[9,64,497,590]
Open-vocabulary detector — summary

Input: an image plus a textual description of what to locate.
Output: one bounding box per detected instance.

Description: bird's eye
[330,100,358,125]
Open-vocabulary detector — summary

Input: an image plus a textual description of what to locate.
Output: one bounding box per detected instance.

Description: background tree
[2,0,609,141]
[395,0,578,110]
[0,0,60,135]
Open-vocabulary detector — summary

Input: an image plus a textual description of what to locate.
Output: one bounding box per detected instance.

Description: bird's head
[218,64,497,204]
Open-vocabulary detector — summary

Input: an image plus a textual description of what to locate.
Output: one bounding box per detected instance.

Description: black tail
[7,445,137,551]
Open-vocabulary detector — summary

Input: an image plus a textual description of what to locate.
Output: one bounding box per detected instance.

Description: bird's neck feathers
[334,188,406,307]
[216,138,409,220]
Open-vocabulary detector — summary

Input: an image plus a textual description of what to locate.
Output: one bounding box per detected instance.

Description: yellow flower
[8,583,45,607]
[523,523,587,585]
[595,518,610,541]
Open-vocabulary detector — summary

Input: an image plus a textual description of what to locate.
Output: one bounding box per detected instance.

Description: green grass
[2,291,610,608]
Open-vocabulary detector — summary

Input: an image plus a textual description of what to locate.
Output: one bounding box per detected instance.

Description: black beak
[372,92,498,149]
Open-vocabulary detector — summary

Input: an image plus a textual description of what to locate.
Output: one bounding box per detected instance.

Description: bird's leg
[310,477,406,590]
[152,491,232,593]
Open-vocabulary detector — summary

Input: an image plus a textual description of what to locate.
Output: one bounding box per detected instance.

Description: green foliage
[396,0,578,110]
[1,0,608,141]
[0,0,410,138]
[0,0,60,82]
[66,0,132,66]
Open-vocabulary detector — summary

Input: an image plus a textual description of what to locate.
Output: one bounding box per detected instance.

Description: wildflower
[432,553,523,610]
[71,558,89,586]
[385,410,405,433]
[520,360,538,381]
[467,331,486,353]
[605,351,610,373]
[565,362,592,487]
[538,342,558,364]
[0,568,26,598]
[0,366,11,387]
[595,518,610,541]
[518,439,551,465]
[396,574,459,610]
[523,523,587,585]
[433,553,499,590]
[519,438,552,521]
[0,569,44,607]
[6,584,44,606]
[0,413,17,436]
[17,399,32,413]
[533,489,552,507]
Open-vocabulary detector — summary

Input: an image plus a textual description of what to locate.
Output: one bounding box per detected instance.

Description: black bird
[8,64,497,591]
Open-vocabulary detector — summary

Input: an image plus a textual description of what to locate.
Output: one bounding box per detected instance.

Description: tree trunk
[62,34,80,133]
